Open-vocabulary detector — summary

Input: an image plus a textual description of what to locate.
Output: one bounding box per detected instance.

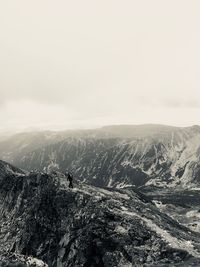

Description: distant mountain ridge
[1,124,200,189]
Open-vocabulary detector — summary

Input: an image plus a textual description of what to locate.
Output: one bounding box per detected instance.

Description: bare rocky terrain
[0,160,200,266]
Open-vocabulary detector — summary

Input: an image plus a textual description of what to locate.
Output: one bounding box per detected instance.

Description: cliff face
[1,160,200,267]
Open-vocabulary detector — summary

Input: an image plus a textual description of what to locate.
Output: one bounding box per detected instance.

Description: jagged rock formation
[2,125,200,189]
[0,160,25,178]
[0,160,200,266]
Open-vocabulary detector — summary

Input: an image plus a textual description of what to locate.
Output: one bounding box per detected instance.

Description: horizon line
[1,123,200,136]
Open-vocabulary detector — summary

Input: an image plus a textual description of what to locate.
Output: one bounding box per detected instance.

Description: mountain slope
[0,160,200,266]
[1,125,200,189]
[7,125,200,189]
[0,159,25,178]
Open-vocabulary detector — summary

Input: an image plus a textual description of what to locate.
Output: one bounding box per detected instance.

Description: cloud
[1,0,200,131]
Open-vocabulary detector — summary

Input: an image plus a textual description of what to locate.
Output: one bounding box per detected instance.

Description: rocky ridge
[0,160,200,266]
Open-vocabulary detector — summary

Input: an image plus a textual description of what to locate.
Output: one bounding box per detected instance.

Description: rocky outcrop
[0,253,47,267]
[0,160,200,266]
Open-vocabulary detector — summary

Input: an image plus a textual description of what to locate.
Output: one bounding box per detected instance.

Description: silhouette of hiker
[67,172,74,188]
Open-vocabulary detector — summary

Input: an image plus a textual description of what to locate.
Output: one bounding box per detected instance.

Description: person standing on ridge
[67,172,74,188]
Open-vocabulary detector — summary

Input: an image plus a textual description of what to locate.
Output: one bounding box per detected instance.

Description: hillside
[1,160,200,266]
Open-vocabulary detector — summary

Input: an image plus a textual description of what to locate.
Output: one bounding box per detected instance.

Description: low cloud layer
[1,0,200,132]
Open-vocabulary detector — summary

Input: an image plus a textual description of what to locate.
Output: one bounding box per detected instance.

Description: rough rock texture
[0,253,47,267]
[0,160,200,266]
[142,186,200,235]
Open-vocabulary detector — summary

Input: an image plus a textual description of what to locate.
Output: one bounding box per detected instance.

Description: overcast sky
[1,0,200,133]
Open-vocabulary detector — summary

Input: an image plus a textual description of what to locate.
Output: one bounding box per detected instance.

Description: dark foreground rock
[0,160,200,266]
[0,253,47,267]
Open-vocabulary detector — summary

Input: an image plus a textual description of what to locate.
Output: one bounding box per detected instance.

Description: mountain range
[1,125,200,190]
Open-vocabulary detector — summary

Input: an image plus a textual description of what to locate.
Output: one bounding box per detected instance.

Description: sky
[1,0,200,133]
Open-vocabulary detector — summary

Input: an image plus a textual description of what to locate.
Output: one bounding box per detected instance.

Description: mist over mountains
[2,0,200,265]
[1,124,200,190]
